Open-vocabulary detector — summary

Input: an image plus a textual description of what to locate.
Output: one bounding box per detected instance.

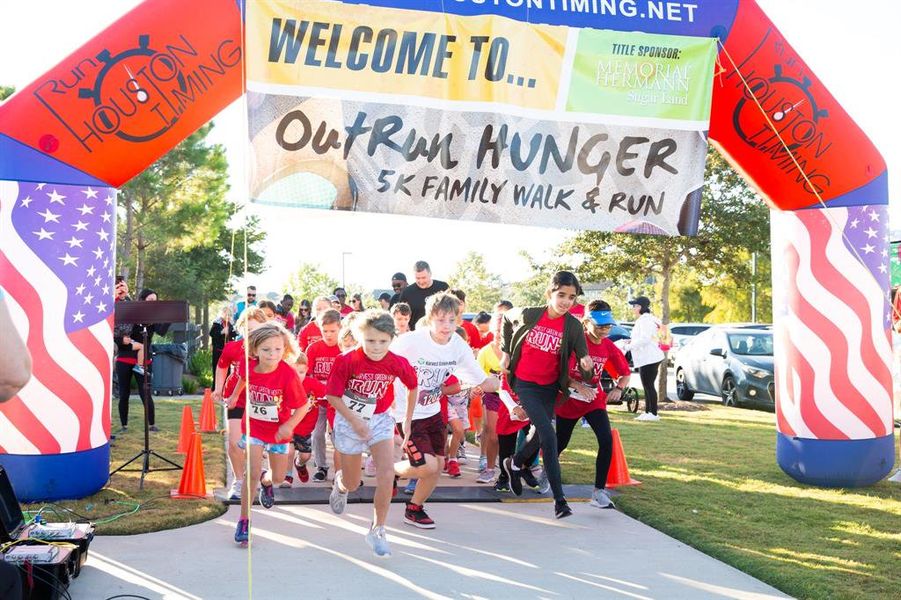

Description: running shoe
[234,518,249,545]
[366,526,392,557]
[590,488,616,509]
[133,365,145,376]
[646,413,661,422]
[279,475,294,489]
[535,470,550,495]
[478,455,488,472]
[228,479,243,501]
[520,468,542,492]
[581,418,591,428]
[446,459,461,478]
[329,471,348,514]
[149,425,159,432]
[635,413,653,421]
[259,479,275,509]
[504,457,523,496]
[295,462,310,483]
[475,468,495,484]
[456,444,467,464]
[554,498,573,519]
[364,456,377,477]
[404,503,436,529]
[403,478,417,495]
[494,479,511,493]
[313,467,329,482]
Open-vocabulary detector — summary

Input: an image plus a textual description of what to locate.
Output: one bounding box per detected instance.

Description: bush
[182,376,198,395]
[188,348,212,376]
[196,371,214,389]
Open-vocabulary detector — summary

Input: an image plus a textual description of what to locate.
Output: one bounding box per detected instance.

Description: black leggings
[116,361,154,427]
[557,410,613,490]
[638,361,661,415]
[512,380,565,501]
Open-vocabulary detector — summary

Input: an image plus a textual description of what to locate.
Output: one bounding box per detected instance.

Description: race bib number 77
[342,393,376,421]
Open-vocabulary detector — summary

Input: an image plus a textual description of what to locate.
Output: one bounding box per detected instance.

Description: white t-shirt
[392,328,487,421]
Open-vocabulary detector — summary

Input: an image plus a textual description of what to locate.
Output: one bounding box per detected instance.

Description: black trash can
[150,343,188,396]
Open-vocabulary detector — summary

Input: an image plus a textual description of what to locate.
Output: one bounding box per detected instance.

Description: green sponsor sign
[567,31,716,122]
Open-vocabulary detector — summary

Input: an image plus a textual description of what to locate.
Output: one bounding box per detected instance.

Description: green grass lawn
[560,404,901,600]
[23,396,227,535]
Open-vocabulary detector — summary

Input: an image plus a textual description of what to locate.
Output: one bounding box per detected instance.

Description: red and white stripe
[771,206,892,441]
[0,181,111,455]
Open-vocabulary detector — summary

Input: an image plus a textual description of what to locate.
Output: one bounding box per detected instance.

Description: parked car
[674,327,774,409]
[666,322,712,365]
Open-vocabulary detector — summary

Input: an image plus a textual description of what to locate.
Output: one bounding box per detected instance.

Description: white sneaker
[456,445,468,464]
[364,456,377,477]
[365,526,392,557]
[646,413,661,422]
[329,471,348,514]
[635,413,652,421]
[228,479,243,500]
[590,488,616,509]
[475,468,495,484]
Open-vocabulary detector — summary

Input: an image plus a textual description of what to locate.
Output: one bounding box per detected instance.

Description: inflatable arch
[0,0,892,500]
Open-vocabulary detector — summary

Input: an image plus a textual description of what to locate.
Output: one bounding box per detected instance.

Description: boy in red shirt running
[327,311,418,557]
[297,296,333,350]
[226,323,313,546]
[306,309,343,482]
[281,351,326,487]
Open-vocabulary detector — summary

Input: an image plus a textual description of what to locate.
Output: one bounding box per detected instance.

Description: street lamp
[341,252,352,288]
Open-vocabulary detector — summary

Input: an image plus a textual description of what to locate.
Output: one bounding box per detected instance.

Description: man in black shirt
[397,261,448,329]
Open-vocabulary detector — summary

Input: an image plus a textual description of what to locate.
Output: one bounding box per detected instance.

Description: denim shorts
[333,411,395,455]
[237,435,289,455]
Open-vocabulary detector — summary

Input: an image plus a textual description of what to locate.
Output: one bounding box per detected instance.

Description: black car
[674,327,774,409]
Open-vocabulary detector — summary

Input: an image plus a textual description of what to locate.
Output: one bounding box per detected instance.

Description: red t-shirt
[307,340,341,406]
[569,303,586,318]
[218,340,248,408]
[277,312,295,332]
[238,360,305,443]
[496,377,529,436]
[339,305,354,316]
[461,320,485,350]
[514,311,565,386]
[556,337,630,419]
[294,376,326,436]
[298,321,322,351]
[326,348,418,415]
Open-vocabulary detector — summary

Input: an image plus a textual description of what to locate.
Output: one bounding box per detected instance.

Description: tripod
[109,301,189,489]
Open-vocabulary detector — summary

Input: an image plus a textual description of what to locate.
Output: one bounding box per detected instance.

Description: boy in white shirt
[393,292,500,528]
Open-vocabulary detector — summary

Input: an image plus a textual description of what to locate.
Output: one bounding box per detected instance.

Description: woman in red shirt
[556,300,631,510]
[501,271,595,519]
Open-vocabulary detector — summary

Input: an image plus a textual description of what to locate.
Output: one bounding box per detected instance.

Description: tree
[117,122,232,290]
[448,251,504,313]
[559,147,771,401]
[0,86,14,101]
[283,263,339,305]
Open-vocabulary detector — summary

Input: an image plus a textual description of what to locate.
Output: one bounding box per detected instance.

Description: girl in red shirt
[555,300,631,510]
[500,271,595,519]
[211,307,268,501]
[326,311,418,558]
[227,323,312,546]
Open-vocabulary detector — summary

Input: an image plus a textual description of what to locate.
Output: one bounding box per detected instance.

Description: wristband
[615,385,625,390]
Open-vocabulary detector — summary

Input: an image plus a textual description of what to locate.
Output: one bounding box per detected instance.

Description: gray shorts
[333,411,395,455]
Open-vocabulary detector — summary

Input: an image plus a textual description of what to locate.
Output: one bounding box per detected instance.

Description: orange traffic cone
[171,432,209,499]
[199,388,217,433]
[176,405,196,454]
[606,428,641,488]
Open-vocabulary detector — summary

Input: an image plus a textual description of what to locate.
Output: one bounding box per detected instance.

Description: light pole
[341,252,352,288]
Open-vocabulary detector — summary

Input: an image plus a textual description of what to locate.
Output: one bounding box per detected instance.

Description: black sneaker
[503,457,523,496]
[554,498,573,519]
[520,469,541,492]
[403,503,436,529]
[494,479,511,493]
[313,467,328,482]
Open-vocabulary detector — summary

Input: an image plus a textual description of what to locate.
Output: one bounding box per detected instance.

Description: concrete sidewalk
[73,503,790,599]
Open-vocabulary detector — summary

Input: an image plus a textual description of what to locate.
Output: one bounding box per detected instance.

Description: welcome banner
[246,0,717,235]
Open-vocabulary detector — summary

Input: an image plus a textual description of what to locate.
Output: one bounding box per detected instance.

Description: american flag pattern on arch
[0,180,115,456]
[771,203,893,441]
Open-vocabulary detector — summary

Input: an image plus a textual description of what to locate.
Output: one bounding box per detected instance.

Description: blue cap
[589,310,616,326]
